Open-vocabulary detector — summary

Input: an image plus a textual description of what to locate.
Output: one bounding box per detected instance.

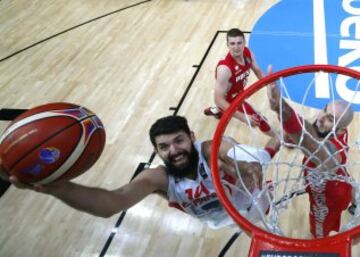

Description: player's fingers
[33,184,48,193]
[9,176,33,190]
[267,82,275,98]
[0,171,8,181]
[267,64,273,74]
[0,158,9,181]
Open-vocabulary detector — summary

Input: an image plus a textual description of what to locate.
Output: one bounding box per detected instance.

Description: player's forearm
[253,68,264,80]
[278,100,294,122]
[46,182,124,218]
[234,111,248,123]
[301,132,340,171]
[268,84,291,118]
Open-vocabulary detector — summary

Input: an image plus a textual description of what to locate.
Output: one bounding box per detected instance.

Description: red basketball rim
[211,64,360,251]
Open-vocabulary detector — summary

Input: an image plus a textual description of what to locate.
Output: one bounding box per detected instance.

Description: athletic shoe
[204,106,222,119]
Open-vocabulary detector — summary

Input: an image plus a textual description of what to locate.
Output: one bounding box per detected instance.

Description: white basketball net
[220,68,360,239]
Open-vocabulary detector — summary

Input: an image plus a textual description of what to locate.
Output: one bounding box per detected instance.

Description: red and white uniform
[216,47,271,133]
[167,141,271,229]
[303,130,352,238]
[217,48,252,102]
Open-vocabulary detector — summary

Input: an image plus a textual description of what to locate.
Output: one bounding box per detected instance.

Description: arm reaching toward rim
[7,166,168,218]
[202,138,264,191]
[249,49,265,81]
[266,65,341,170]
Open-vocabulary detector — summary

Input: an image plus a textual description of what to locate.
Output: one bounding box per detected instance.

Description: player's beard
[164,144,199,179]
[313,120,330,138]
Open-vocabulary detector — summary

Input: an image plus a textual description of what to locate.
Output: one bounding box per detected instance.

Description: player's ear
[152,143,159,153]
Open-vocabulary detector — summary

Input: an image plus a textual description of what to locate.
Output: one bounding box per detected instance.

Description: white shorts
[227,144,271,165]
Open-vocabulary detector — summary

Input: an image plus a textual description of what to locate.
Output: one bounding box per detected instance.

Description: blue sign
[249,0,360,111]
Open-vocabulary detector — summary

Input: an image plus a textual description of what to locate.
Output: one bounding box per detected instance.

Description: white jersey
[167,141,271,229]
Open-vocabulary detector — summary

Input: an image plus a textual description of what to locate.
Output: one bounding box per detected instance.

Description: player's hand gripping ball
[0,102,106,184]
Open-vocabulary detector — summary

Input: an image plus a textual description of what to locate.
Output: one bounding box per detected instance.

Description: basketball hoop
[211,65,360,257]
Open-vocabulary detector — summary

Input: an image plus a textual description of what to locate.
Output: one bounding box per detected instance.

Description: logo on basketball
[0,102,106,184]
[39,147,60,164]
[21,164,43,176]
[249,0,360,111]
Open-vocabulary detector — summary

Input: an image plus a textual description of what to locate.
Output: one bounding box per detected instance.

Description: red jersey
[213,47,272,134]
[216,47,252,102]
[303,130,351,238]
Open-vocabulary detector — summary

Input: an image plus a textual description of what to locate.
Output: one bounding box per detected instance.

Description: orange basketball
[0,102,106,184]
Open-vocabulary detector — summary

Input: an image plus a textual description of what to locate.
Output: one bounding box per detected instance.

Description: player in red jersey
[267,66,354,238]
[204,28,275,137]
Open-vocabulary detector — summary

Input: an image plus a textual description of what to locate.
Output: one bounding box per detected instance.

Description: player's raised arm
[249,50,264,80]
[202,139,263,191]
[266,66,345,170]
[9,167,168,218]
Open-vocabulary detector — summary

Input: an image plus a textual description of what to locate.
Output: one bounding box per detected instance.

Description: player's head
[226,28,246,58]
[149,116,198,178]
[314,100,354,137]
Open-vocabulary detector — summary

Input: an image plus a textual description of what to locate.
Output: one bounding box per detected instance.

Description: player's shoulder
[141,165,167,178]
[136,165,168,190]
[216,63,232,78]
[217,59,229,68]
[201,140,212,157]
[217,52,232,65]
[244,47,254,59]
[244,46,251,53]
[201,137,236,159]
[244,46,253,54]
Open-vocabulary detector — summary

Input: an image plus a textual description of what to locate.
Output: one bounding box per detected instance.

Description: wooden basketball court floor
[1,0,360,256]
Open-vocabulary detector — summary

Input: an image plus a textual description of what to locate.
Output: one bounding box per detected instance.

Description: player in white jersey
[1,116,279,228]
[167,140,274,228]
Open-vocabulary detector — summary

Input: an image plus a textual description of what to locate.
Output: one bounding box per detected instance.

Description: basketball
[0,102,106,184]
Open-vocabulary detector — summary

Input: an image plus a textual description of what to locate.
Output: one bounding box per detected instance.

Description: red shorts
[308,180,352,238]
